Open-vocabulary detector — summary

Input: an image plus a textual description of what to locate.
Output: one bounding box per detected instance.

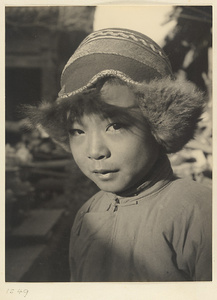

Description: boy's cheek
[71,154,89,175]
[69,143,80,159]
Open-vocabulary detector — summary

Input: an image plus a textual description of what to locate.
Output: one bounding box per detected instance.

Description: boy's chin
[94,181,125,194]
[94,180,134,195]
[87,171,145,195]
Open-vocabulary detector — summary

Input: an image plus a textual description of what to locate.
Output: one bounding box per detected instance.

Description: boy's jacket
[69,155,212,281]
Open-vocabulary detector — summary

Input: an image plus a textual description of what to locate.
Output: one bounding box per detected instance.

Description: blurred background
[5,6,212,282]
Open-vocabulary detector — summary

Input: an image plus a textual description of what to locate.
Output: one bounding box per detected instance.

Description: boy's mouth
[93,169,118,180]
[93,169,118,175]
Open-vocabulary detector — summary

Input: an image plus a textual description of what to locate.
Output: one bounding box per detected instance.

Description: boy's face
[69,84,160,194]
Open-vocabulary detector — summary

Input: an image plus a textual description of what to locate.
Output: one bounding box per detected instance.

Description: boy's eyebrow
[71,119,84,126]
[67,114,84,127]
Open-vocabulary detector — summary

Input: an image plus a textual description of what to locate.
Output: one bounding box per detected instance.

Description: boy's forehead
[100,83,137,108]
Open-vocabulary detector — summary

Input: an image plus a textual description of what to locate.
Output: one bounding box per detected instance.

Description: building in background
[6,6,95,121]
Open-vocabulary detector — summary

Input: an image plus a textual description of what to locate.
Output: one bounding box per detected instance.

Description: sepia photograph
[2,1,216,299]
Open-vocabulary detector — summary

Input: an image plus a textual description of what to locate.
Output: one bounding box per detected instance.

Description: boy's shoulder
[169,177,211,201]
[163,177,212,218]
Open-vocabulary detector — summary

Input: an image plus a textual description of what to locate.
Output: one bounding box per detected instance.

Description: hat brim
[58,53,166,98]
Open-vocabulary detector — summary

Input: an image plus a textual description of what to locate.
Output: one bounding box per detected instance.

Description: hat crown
[59,27,173,98]
[78,28,168,60]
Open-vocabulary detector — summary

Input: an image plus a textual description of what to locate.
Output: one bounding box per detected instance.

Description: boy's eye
[107,123,123,132]
[69,129,84,136]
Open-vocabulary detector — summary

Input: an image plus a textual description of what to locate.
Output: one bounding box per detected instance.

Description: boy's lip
[92,169,119,181]
[93,169,118,174]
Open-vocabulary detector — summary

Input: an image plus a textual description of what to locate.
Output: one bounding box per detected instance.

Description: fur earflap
[23,99,72,152]
[23,78,206,154]
[134,77,206,153]
[22,89,104,153]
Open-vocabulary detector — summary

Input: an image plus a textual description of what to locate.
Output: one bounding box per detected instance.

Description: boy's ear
[135,77,206,153]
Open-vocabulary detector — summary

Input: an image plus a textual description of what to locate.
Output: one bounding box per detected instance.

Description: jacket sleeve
[69,208,87,281]
[69,221,78,281]
[68,191,103,281]
[169,186,212,280]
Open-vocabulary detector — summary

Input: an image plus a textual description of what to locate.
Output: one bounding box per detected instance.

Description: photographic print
[2,1,216,299]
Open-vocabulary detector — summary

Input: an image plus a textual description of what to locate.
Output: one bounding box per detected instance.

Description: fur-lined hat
[26,28,205,153]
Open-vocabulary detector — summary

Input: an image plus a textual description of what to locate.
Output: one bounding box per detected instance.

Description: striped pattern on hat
[58,28,173,100]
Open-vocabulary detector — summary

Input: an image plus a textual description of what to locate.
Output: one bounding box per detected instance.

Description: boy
[27,28,212,281]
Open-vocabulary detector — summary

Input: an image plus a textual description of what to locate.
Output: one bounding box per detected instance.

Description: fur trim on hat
[23,78,206,154]
[134,77,205,153]
[23,99,72,152]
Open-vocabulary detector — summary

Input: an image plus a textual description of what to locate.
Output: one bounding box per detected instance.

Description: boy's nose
[87,135,110,160]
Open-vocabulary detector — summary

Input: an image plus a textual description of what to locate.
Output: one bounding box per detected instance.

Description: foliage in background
[163,6,212,92]
[162,6,212,186]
